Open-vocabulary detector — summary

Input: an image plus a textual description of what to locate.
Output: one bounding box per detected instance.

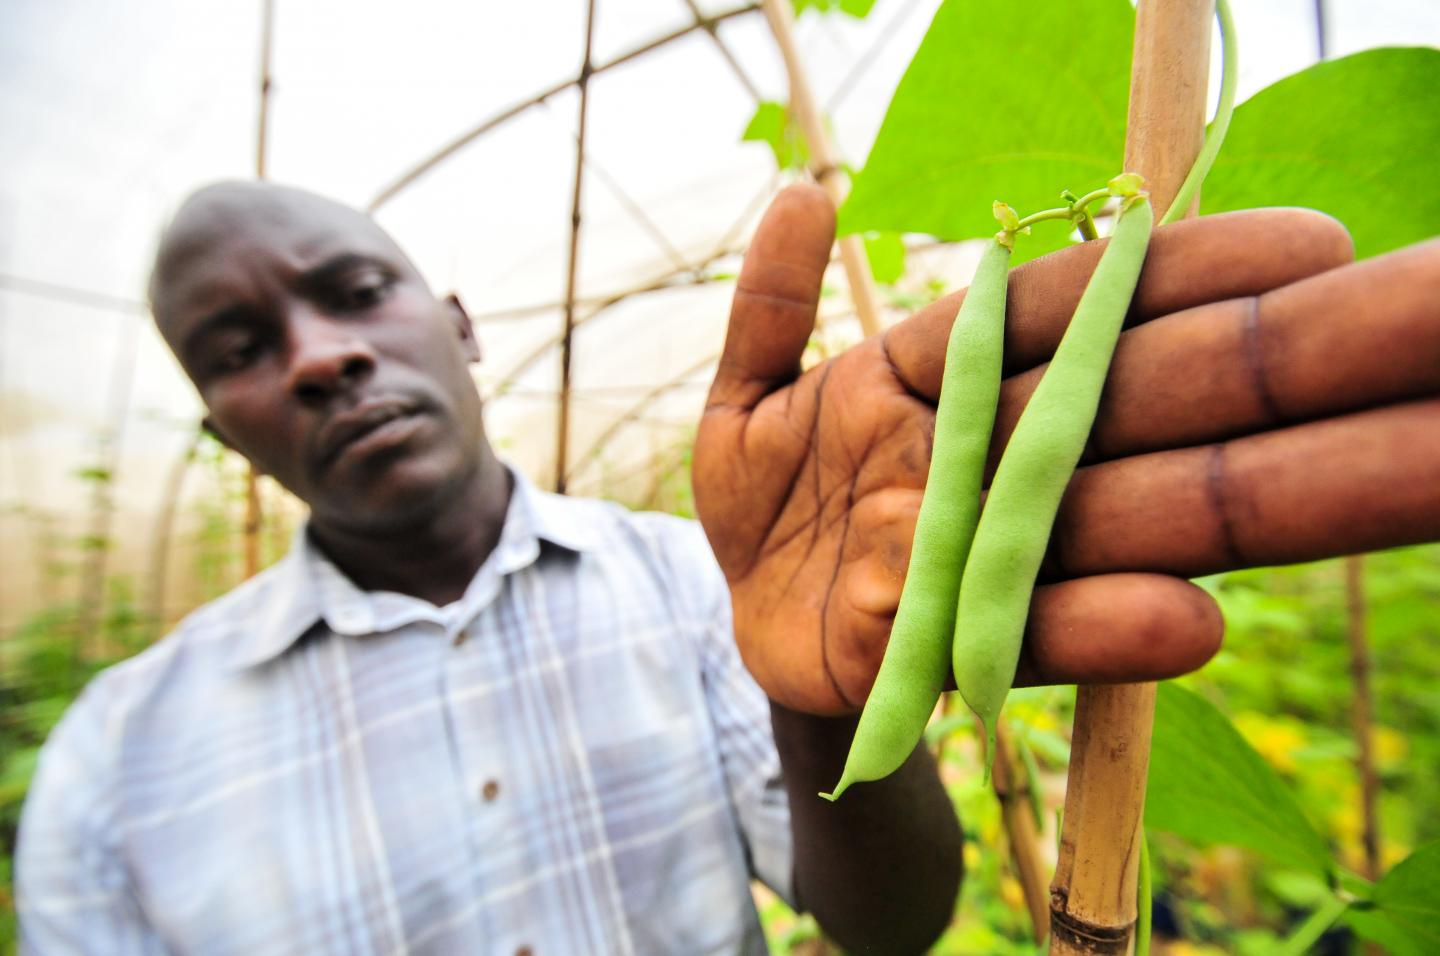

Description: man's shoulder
[72,557,302,727]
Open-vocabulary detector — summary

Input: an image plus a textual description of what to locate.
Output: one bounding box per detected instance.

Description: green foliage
[1346,840,1440,955]
[842,4,1439,276]
[792,0,877,19]
[1201,47,1440,259]
[742,101,810,171]
[1148,682,1332,877]
[0,585,162,950]
[862,231,906,283]
[839,0,1134,262]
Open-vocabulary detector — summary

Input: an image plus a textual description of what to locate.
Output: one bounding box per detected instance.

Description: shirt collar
[510,463,602,555]
[223,463,598,671]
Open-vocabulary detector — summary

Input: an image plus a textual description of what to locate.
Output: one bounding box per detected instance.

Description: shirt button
[481,779,501,802]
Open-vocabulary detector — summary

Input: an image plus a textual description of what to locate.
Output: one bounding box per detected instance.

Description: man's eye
[336,273,393,310]
[213,338,262,374]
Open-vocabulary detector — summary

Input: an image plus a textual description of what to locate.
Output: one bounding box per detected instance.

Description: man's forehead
[151,182,406,309]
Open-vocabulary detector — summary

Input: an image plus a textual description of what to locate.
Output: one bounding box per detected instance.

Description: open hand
[693,184,1440,716]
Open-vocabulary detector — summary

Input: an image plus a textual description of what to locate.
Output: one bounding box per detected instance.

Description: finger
[1048,398,1440,580]
[839,562,1220,693]
[886,208,1355,399]
[706,183,835,411]
[1012,574,1222,686]
[987,237,1440,476]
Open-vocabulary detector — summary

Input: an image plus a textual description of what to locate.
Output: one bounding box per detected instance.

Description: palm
[696,335,932,715]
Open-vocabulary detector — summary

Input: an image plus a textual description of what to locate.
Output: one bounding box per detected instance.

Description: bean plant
[745,0,1440,951]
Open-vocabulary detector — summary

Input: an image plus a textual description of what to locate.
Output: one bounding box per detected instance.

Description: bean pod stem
[821,237,1013,801]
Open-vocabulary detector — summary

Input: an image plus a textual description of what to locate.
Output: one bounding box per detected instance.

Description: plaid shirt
[17,468,793,955]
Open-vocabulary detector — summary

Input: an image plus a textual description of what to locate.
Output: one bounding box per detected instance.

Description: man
[16,179,1440,954]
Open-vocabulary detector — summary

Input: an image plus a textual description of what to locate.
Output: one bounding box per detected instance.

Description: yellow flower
[999,876,1025,912]
[1372,725,1408,769]
[1233,712,1307,774]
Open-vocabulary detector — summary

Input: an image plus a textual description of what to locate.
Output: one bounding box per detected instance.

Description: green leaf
[0,746,41,810]
[1202,47,1440,259]
[1346,841,1440,956]
[792,0,876,18]
[1146,682,1332,877]
[73,465,112,483]
[840,0,1133,260]
[741,101,809,172]
[862,231,906,283]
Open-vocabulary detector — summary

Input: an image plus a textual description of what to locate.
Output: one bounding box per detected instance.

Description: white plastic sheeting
[2,0,1437,627]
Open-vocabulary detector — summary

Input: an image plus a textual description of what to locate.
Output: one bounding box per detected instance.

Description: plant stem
[1159,0,1237,225]
[1345,555,1383,881]
[1075,187,1111,211]
[1136,833,1152,956]
[993,721,1053,939]
[1276,895,1351,956]
[1016,207,1075,230]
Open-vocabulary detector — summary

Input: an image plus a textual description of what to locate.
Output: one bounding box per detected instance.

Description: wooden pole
[243,0,276,579]
[554,0,598,494]
[758,0,883,339]
[992,722,1052,939]
[1049,3,1214,952]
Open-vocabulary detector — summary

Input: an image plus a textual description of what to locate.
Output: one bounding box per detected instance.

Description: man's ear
[445,293,481,363]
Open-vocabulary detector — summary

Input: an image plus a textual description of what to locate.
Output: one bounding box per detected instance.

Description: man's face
[151,183,486,533]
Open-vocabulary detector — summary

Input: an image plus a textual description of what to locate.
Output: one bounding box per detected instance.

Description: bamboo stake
[993,721,1052,939]
[1049,3,1214,953]
[554,0,598,494]
[759,0,882,339]
[243,0,276,580]
[256,0,274,180]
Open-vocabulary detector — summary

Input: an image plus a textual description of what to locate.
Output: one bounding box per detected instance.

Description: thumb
[707,183,836,411]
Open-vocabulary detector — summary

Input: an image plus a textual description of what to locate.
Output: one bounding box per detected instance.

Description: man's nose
[284,310,377,405]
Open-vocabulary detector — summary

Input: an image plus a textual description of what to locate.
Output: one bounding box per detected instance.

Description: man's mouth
[316,399,424,469]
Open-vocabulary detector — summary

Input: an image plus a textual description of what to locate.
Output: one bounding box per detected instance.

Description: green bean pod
[952,197,1154,776]
[822,238,1012,801]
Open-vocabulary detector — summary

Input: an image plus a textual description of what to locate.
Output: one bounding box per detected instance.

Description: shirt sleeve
[653,516,797,908]
[15,679,170,955]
